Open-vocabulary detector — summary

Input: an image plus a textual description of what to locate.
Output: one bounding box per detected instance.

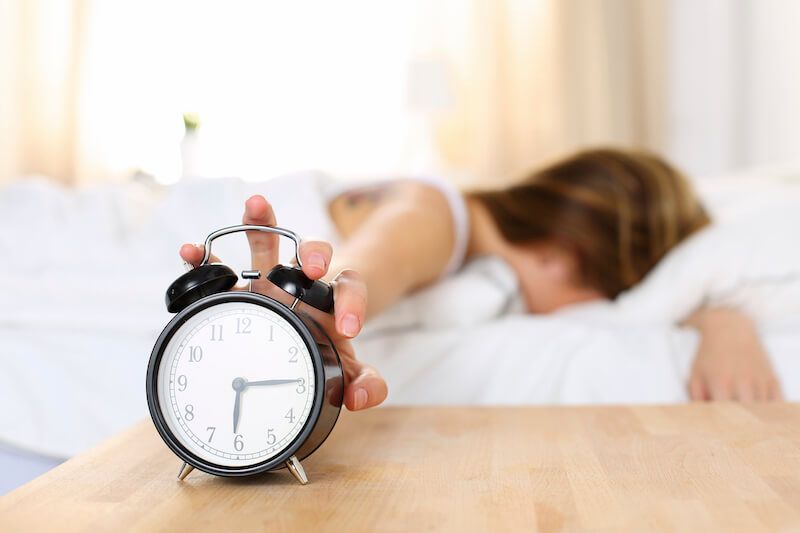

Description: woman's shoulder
[327,175,470,274]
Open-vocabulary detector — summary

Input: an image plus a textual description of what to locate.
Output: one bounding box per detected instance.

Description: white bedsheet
[1,169,799,458]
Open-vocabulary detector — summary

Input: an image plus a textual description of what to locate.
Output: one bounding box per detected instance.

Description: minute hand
[245,379,300,387]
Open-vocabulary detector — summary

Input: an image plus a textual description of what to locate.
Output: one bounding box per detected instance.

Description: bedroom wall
[0,1,797,186]
[665,0,800,177]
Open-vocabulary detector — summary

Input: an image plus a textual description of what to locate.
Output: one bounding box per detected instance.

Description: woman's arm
[327,181,457,318]
[684,307,783,402]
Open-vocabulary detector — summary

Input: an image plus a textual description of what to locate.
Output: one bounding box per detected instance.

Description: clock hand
[231,377,299,433]
[245,379,301,387]
[233,390,242,433]
[232,377,247,433]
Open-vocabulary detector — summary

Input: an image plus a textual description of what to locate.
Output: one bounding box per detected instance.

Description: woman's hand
[179,194,388,411]
[684,308,782,402]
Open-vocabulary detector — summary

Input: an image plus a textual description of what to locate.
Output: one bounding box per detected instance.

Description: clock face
[155,301,316,468]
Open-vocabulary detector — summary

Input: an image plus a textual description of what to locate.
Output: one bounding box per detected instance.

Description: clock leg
[286,455,308,485]
[177,462,195,481]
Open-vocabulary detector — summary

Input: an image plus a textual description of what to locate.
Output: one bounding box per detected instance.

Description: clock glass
[156,301,316,468]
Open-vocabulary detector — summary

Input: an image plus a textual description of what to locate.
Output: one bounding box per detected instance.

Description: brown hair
[469,148,710,298]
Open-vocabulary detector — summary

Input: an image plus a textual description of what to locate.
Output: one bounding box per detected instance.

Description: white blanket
[1,169,799,458]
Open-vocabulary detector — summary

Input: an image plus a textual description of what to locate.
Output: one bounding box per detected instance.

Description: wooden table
[3,405,800,532]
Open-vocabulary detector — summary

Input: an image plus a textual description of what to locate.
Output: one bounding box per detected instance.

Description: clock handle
[201,224,303,268]
[201,224,335,314]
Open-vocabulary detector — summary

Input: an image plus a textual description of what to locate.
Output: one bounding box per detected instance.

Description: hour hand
[246,379,301,387]
[232,377,247,433]
[233,389,242,433]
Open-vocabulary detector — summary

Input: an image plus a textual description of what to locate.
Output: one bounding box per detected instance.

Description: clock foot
[177,462,195,481]
[286,455,308,485]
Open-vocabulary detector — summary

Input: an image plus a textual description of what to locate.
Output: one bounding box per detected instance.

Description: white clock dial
[156,301,316,467]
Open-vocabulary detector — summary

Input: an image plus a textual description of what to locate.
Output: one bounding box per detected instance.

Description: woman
[179,148,783,410]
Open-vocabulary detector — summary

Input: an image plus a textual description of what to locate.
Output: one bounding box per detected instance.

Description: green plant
[183,112,201,134]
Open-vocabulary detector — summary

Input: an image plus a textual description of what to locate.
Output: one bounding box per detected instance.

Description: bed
[1,165,799,487]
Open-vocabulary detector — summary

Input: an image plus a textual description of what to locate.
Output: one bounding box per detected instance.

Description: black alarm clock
[146,225,343,485]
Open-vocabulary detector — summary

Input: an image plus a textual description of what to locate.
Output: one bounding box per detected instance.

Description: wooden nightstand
[2,405,799,531]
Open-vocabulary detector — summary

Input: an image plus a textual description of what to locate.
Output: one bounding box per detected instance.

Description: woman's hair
[469,147,710,298]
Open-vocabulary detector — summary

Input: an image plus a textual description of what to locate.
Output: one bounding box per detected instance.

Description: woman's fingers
[179,243,222,267]
[344,362,388,411]
[769,378,785,401]
[718,376,783,402]
[332,269,367,338]
[734,381,755,403]
[298,239,333,280]
[709,379,733,402]
[688,377,708,402]
[697,375,787,403]
[242,195,279,273]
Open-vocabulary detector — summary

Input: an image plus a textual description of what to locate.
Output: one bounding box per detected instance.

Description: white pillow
[612,204,800,326]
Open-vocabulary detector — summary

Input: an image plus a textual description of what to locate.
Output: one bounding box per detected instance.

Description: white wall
[666,0,800,177]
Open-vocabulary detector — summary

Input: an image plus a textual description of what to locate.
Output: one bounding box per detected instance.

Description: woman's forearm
[326,182,456,318]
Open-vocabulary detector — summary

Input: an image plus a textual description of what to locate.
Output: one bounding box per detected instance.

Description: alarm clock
[146,224,344,485]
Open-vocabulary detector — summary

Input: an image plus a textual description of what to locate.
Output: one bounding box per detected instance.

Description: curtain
[0,0,668,186]
[1,0,418,185]
[430,0,667,186]
[665,0,800,176]
[0,0,88,185]
[1,1,797,186]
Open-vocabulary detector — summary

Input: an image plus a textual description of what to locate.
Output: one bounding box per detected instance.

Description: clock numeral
[206,426,216,442]
[210,324,224,342]
[284,408,295,424]
[188,346,203,362]
[296,378,306,394]
[267,428,276,445]
[184,404,195,421]
[234,434,244,451]
[236,317,252,334]
[268,325,275,342]
[177,375,188,391]
[288,346,298,363]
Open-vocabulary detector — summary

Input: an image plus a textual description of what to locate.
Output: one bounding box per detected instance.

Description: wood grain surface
[3,405,800,532]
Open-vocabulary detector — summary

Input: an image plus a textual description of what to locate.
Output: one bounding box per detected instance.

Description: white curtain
[0,0,88,185]
[665,0,800,176]
[1,0,798,186]
[428,0,668,186]
[0,1,419,184]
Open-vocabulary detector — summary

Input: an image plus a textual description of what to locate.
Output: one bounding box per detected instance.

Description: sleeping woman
[179,148,783,411]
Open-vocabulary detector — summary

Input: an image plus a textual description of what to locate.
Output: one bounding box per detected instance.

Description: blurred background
[2,0,800,496]
[1,0,799,187]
